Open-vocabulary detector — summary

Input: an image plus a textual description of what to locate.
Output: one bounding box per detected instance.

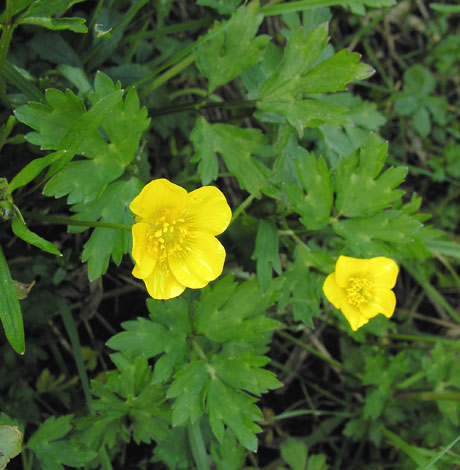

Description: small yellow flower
[130,179,232,300]
[323,255,399,331]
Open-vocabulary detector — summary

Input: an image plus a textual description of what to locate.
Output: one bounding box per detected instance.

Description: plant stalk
[21,212,132,232]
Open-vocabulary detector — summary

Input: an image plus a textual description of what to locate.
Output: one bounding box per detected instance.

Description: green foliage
[195,1,270,92]
[70,178,142,281]
[75,354,170,456]
[394,65,447,137]
[2,1,460,469]
[191,116,273,193]
[280,438,328,470]
[335,135,407,217]
[110,277,281,452]
[0,245,24,354]
[11,214,62,257]
[15,72,149,204]
[0,425,22,469]
[26,415,96,469]
[252,220,282,292]
[285,149,333,230]
[255,24,373,134]
[15,0,88,33]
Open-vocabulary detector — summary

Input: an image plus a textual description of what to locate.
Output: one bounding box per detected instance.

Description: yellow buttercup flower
[323,255,399,331]
[130,179,232,300]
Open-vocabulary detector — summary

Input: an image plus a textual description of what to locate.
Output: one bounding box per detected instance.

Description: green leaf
[152,427,194,470]
[21,0,84,18]
[0,426,22,470]
[297,48,374,93]
[19,0,87,33]
[3,60,44,102]
[105,354,170,444]
[11,214,62,256]
[210,429,246,470]
[195,1,270,91]
[333,210,422,253]
[197,0,241,14]
[70,178,142,280]
[207,378,262,452]
[403,65,435,97]
[363,388,390,420]
[27,415,97,470]
[191,117,273,194]
[285,149,333,230]
[20,16,87,33]
[147,298,193,383]
[9,150,66,192]
[194,276,279,343]
[252,220,281,292]
[0,244,25,354]
[381,428,433,468]
[394,95,419,116]
[411,106,431,137]
[212,352,281,395]
[167,360,210,426]
[281,438,308,470]
[346,0,395,14]
[57,65,92,96]
[257,99,351,135]
[108,297,192,384]
[259,25,330,99]
[30,33,82,67]
[430,3,460,13]
[43,156,124,205]
[335,134,407,217]
[260,25,372,99]
[277,244,324,327]
[16,73,149,204]
[106,317,169,359]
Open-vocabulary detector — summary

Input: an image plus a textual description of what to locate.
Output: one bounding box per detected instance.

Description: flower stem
[187,420,210,470]
[22,212,132,232]
[149,98,258,117]
[140,53,196,97]
[276,329,344,370]
[230,193,257,225]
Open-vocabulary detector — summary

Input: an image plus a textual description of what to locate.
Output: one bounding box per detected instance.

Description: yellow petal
[185,186,232,236]
[143,261,185,300]
[358,302,382,319]
[129,179,188,221]
[323,273,345,310]
[335,255,370,287]
[368,257,399,288]
[168,232,226,289]
[371,287,397,318]
[341,302,370,331]
[131,223,156,278]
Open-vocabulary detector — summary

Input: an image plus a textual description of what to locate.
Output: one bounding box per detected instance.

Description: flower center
[146,215,188,261]
[346,277,373,306]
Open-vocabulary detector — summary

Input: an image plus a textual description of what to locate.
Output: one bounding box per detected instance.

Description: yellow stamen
[146,211,188,261]
[346,277,373,306]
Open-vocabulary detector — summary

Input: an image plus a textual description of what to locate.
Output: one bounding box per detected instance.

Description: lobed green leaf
[191,117,273,194]
[195,1,269,92]
[252,220,281,292]
[285,149,334,230]
[335,134,407,217]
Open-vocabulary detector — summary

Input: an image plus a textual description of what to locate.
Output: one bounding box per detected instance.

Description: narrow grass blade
[416,434,460,470]
[0,244,25,354]
[57,298,91,406]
